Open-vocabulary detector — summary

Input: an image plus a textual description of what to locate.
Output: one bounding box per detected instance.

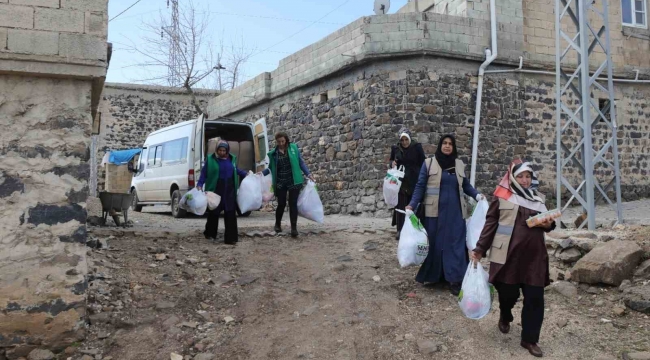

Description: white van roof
[149,119,196,136]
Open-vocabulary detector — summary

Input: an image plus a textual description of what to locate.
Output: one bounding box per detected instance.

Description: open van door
[253,118,269,172]
[192,114,206,188]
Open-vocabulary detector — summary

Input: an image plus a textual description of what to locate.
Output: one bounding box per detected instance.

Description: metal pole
[554,0,562,215]
[602,0,624,225]
[577,0,596,230]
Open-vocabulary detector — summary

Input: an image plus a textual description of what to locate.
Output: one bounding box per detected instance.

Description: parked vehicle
[129,115,269,218]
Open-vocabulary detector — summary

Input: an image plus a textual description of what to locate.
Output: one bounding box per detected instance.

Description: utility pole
[555,0,623,230]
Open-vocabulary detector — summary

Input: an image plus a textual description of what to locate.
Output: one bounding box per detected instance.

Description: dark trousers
[495,282,545,344]
[276,187,300,229]
[392,192,413,232]
[204,204,238,244]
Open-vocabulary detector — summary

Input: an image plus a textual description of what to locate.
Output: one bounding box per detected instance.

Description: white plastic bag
[205,191,221,211]
[458,262,492,319]
[297,180,324,224]
[383,166,405,208]
[179,188,208,216]
[466,199,489,251]
[237,172,263,213]
[261,174,273,203]
[396,209,429,267]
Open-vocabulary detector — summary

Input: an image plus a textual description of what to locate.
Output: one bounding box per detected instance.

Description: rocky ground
[34,199,650,360]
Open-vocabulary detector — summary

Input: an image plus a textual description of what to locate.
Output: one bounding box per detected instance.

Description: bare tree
[123,0,253,115]
[207,32,255,92]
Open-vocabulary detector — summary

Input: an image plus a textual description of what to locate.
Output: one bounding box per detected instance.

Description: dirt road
[76,202,650,360]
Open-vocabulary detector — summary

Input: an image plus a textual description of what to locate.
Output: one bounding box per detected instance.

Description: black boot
[291,227,299,238]
[274,223,282,233]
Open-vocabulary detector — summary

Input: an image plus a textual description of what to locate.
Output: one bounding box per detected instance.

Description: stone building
[0,0,109,357]
[92,83,219,195]
[207,0,650,217]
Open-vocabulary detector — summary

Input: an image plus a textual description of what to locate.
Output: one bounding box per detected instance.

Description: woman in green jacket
[262,132,314,237]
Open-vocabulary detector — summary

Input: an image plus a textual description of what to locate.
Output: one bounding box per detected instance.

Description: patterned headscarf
[494,159,547,212]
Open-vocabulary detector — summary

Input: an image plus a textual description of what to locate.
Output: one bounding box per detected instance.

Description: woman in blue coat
[406,135,485,295]
[197,141,247,245]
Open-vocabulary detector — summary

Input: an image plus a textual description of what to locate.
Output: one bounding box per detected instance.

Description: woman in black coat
[390,128,425,240]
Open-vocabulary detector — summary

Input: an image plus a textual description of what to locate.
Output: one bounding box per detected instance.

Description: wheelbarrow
[99,191,133,227]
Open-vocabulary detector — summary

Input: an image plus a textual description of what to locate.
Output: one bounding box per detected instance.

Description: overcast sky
[107,0,409,87]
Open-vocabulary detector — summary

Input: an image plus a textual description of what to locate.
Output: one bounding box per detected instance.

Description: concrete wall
[94,83,219,194]
[397,0,650,73]
[0,0,108,357]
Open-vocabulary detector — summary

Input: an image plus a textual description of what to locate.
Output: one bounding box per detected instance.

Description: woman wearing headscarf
[406,134,485,295]
[471,159,555,358]
[389,128,426,240]
[261,132,314,238]
[196,141,248,245]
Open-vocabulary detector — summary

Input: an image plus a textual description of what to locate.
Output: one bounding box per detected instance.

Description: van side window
[162,137,189,166]
[147,146,156,167]
[154,145,162,166]
[148,145,162,167]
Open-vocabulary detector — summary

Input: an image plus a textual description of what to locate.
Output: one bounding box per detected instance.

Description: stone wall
[0,0,108,356]
[0,75,93,357]
[94,83,219,193]
[208,57,650,216]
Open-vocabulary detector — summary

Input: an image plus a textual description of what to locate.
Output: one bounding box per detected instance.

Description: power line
[109,0,144,22]
[250,0,352,58]
[206,11,346,25]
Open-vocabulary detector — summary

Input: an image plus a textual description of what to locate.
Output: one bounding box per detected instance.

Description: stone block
[0,3,34,29]
[59,33,106,60]
[571,240,643,286]
[327,89,339,99]
[85,11,107,36]
[35,8,84,33]
[389,70,407,81]
[0,28,6,50]
[61,0,106,12]
[7,29,59,55]
[10,0,58,7]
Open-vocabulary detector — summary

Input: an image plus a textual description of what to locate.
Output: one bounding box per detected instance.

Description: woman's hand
[405,205,413,211]
[470,251,482,262]
[392,161,397,168]
[476,194,485,202]
[537,218,554,229]
[196,186,203,192]
[308,174,316,182]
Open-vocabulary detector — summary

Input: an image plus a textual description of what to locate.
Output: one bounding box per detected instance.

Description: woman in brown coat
[471,160,555,358]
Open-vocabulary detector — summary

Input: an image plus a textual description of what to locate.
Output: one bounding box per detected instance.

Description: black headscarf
[435,134,457,173]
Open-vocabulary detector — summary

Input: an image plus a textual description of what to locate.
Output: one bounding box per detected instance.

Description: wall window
[161,137,189,166]
[622,0,647,28]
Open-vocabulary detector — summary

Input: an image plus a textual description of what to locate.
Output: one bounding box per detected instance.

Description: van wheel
[171,190,187,218]
[131,190,143,212]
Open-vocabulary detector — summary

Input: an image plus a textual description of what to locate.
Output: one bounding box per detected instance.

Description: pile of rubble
[547,228,650,315]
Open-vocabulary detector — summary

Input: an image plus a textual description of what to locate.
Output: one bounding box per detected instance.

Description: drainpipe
[469,0,498,187]
[485,57,650,84]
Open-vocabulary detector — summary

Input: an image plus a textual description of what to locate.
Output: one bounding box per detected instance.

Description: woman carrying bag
[406,134,484,296]
[196,141,248,245]
[471,160,556,358]
[261,132,314,238]
[389,128,425,240]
